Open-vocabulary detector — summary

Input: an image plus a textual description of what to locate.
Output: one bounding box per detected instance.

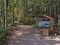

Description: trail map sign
[38,16,50,28]
[38,21,50,28]
[37,15,52,36]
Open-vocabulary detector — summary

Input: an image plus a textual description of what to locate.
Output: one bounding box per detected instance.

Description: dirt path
[3,24,60,45]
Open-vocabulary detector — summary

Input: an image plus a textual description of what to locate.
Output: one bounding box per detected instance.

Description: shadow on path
[3,24,60,45]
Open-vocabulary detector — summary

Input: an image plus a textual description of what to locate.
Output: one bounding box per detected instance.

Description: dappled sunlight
[1,0,60,45]
[43,36,60,41]
[14,31,23,36]
[55,44,60,45]
[16,25,33,29]
[33,34,40,41]
[3,24,60,45]
[53,37,60,41]
[11,35,16,39]
[15,40,20,43]
[24,31,30,34]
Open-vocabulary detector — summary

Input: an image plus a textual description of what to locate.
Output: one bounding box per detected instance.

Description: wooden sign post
[37,15,54,36]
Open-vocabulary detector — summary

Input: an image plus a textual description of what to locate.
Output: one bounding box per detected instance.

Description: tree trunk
[24,0,28,16]
[53,6,58,30]
[4,0,7,29]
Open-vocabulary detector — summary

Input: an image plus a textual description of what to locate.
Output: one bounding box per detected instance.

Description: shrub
[20,16,36,25]
[0,26,7,44]
[49,29,60,36]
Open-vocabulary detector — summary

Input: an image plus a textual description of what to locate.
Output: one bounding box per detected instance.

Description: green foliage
[0,26,7,44]
[49,29,60,36]
[0,0,14,44]
[0,1,59,44]
[20,16,36,25]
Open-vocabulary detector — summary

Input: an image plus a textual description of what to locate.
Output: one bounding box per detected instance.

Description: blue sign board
[38,21,50,28]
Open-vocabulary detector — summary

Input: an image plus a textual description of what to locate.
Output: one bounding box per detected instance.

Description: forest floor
[3,23,60,45]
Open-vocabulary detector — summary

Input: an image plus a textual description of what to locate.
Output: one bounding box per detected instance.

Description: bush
[49,30,60,36]
[20,16,36,25]
[0,26,7,44]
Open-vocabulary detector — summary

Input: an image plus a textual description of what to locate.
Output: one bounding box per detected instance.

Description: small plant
[49,29,60,36]
[20,16,36,25]
[0,26,7,44]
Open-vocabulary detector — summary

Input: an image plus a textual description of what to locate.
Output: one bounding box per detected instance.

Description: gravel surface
[3,24,60,45]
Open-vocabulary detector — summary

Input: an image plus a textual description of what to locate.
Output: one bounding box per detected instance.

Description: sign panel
[38,21,50,28]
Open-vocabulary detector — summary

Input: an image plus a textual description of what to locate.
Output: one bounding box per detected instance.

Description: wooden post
[43,28,49,36]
